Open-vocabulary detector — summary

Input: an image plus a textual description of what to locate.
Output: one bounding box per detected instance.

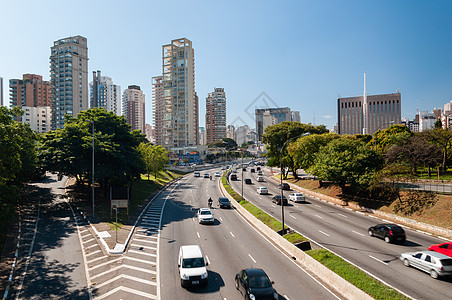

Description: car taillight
[389,230,393,236]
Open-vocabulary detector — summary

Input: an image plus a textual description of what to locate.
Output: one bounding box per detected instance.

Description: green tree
[138,143,169,179]
[371,125,412,152]
[288,133,339,171]
[420,128,452,172]
[262,122,328,179]
[308,137,383,192]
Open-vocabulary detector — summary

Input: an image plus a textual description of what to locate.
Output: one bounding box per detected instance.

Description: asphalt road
[230,167,452,299]
[158,170,340,300]
[12,173,89,299]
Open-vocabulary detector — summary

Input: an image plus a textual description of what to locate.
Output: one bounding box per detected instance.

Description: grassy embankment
[221,173,407,300]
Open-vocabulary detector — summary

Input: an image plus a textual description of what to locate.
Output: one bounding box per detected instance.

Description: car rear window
[441,259,452,266]
[390,226,404,233]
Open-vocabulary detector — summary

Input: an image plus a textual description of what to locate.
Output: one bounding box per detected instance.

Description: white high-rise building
[90,71,121,115]
[50,35,89,129]
[160,38,198,151]
[21,106,51,133]
[291,110,301,122]
[418,111,436,132]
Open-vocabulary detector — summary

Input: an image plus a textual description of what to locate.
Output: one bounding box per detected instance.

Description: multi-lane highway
[229,165,452,299]
[158,171,340,299]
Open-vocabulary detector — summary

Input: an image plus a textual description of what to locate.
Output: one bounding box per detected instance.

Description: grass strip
[306,249,408,300]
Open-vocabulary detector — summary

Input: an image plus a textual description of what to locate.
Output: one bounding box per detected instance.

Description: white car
[257,170,263,176]
[257,187,268,195]
[215,172,221,177]
[400,250,452,279]
[257,176,265,182]
[289,193,305,203]
[203,173,210,178]
[197,208,214,224]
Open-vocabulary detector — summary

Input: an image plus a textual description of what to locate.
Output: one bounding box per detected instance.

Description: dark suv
[278,183,290,190]
[245,178,252,184]
[272,195,288,206]
[368,224,406,243]
[230,174,238,181]
[218,197,231,209]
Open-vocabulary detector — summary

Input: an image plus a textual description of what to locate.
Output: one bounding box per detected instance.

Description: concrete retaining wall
[219,178,373,300]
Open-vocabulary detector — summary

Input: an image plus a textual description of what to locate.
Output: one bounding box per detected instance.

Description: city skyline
[1,1,451,130]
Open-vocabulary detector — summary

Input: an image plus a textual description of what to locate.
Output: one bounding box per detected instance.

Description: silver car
[400,250,452,279]
[289,193,305,203]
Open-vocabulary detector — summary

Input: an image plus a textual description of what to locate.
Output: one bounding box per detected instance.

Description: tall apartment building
[9,74,51,108]
[152,76,164,145]
[255,107,291,140]
[159,38,198,151]
[122,85,145,133]
[291,110,301,122]
[205,88,226,144]
[21,106,51,133]
[50,35,88,129]
[337,93,401,135]
[90,70,121,115]
[226,125,236,141]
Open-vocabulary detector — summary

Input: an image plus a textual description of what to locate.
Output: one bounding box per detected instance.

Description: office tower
[50,35,88,129]
[205,88,226,144]
[122,85,145,133]
[0,77,3,106]
[291,110,301,122]
[227,125,236,140]
[90,70,121,115]
[9,74,51,108]
[255,107,291,140]
[337,92,401,135]
[161,38,198,150]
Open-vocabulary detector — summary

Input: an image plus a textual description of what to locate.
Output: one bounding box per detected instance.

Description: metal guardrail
[398,180,452,194]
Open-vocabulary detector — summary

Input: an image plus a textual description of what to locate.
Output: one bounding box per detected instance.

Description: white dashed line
[205,255,211,265]
[338,213,347,218]
[416,230,433,236]
[315,214,323,219]
[197,232,200,238]
[248,254,256,263]
[352,230,365,237]
[230,232,235,237]
[314,204,321,208]
[290,215,296,219]
[319,230,330,236]
[369,255,388,265]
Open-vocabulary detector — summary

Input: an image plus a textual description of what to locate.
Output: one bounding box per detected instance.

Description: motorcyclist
[210,175,212,180]
[208,197,213,208]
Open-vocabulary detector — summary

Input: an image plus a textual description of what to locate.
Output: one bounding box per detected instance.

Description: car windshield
[219,198,229,203]
[441,259,452,266]
[200,211,211,215]
[248,275,272,288]
[182,258,205,268]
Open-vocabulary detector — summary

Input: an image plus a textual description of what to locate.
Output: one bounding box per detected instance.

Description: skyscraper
[160,38,198,150]
[122,85,145,133]
[0,77,3,106]
[255,107,291,140]
[291,111,301,122]
[50,35,88,129]
[152,76,164,145]
[337,92,401,135]
[90,70,121,115]
[205,88,226,144]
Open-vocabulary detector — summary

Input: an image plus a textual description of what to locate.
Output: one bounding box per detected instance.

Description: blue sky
[1,0,451,130]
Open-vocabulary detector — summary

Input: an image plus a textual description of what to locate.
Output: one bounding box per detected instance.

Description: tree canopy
[138,143,169,179]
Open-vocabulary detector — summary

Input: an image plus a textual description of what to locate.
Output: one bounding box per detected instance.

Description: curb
[85,177,182,255]
[219,174,373,300]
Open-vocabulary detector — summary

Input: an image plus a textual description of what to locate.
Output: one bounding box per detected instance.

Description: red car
[428,242,452,257]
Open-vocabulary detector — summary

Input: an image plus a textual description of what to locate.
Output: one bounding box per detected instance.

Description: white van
[178,245,208,287]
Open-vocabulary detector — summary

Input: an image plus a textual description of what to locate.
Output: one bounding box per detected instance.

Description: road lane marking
[128,249,157,257]
[338,213,347,218]
[95,274,157,289]
[219,217,223,222]
[416,229,433,236]
[314,204,321,208]
[290,215,297,219]
[352,230,365,237]
[124,256,156,265]
[315,214,323,219]
[130,244,157,251]
[369,255,388,265]
[205,255,211,265]
[87,255,108,264]
[248,254,256,263]
[319,230,330,236]
[284,295,290,300]
[85,249,101,257]
[197,232,200,238]
[85,243,99,250]
[95,285,157,300]
[133,238,157,244]
[90,257,123,271]
[83,238,95,244]
[230,232,235,237]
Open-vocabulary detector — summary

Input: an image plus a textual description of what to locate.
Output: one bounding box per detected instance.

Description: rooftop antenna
[362,73,368,134]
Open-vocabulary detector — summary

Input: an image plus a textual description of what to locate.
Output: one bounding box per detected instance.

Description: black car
[218,197,231,209]
[368,224,406,243]
[278,183,290,190]
[242,167,247,172]
[272,195,288,206]
[235,268,277,300]
[250,168,256,173]
[245,178,252,184]
[230,174,238,181]
[256,166,261,171]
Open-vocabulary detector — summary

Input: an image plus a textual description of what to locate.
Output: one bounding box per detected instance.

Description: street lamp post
[241,150,244,202]
[280,132,310,235]
[88,120,95,217]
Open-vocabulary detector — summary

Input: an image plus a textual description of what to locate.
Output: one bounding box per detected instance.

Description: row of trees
[262,122,449,214]
[1,108,169,218]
